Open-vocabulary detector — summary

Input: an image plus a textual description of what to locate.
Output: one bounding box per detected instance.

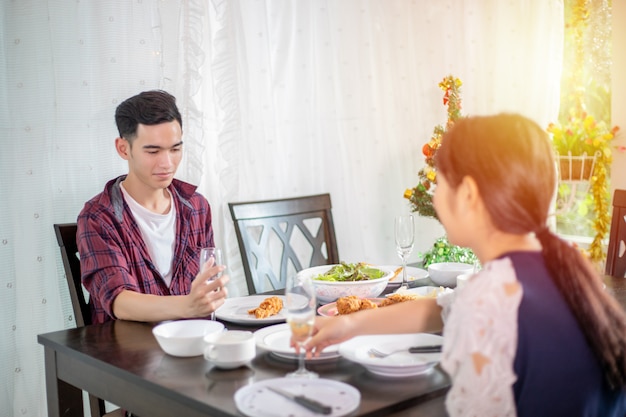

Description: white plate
[235,377,360,417]
[254,323,340,360]
[339,333,443,377]
[383,265,429,286]
[215,295,287,325]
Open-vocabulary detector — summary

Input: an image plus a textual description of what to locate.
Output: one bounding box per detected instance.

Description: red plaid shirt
[77,176,214,324]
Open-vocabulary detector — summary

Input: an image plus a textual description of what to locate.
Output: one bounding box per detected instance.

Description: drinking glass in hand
[200,247,223,320]
[285,273,318,379]
[395,215,415,290]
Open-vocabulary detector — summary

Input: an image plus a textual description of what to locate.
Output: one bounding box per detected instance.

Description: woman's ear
[458,175,481,213]
[115,137,130,160]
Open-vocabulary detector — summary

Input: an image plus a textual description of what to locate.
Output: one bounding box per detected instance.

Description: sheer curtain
[0,1,562,415]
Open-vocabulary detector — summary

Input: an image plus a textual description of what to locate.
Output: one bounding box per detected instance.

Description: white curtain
[0,1,563,415]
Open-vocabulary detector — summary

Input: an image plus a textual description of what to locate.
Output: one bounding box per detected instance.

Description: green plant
[420,236,478,268]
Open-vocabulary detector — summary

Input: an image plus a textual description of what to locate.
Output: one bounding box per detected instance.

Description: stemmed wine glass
[199,247,223,320]
[395,215,415,290]
[284,273,318,379]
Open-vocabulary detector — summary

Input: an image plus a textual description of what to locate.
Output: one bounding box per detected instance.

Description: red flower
[422,143,433,157]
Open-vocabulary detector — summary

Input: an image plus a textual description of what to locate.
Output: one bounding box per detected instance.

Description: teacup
[203,330,256,369]
[456,273,473,289]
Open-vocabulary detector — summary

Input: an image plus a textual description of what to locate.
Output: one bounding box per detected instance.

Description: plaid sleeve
[77,209,142,322]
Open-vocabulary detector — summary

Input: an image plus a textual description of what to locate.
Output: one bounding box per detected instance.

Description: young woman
[302,114,626,416]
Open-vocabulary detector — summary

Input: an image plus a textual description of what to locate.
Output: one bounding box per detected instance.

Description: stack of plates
[254,323,340,360]
[338,333,443,377]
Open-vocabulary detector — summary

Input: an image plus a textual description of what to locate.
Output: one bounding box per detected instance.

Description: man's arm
[112,268,229,322]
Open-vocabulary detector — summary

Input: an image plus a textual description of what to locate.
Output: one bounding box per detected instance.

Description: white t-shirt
[120,184,177,287]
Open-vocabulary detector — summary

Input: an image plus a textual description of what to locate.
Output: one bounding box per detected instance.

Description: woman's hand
[301,315,356,356]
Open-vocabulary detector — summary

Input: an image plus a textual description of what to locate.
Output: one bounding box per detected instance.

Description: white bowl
[301,264,393,304]
[152,319,224,357]
[427,262,474,288]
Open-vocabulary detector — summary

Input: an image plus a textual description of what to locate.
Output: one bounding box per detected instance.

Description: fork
[367,345,442,358]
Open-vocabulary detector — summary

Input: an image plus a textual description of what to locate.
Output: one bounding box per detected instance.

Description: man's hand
[111,263,230,322]
[185,263,229,318]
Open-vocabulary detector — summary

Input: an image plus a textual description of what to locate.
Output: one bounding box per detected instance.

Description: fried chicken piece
[358,298,379,311]
[336,295,363,315]
[248,296,283,319]
[379,293,419,307]
[336,295,379,315]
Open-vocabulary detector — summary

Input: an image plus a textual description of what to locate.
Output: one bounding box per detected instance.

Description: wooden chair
[53,223,123,417]
[605,190,626,277]
[228,194,340,294]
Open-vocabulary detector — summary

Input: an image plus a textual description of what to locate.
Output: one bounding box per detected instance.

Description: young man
[77,90,228,324]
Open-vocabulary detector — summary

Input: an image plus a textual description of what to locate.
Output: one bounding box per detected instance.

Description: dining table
[38,274,626,417]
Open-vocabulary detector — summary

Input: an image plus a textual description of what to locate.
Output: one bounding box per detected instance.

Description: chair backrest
[605,189,626,277]
[54,223,91,327]
[54,223,122,417]
[229,194,340,294]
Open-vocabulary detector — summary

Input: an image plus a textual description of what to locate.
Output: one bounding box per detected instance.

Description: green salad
[313,262,386,282]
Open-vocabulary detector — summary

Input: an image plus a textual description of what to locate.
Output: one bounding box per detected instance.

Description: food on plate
[379,293,420,307]
[388,267,403,282]
[247,296,283,318]
[313,262,387,282]
[336,295,379,315]
[380,287,444,307]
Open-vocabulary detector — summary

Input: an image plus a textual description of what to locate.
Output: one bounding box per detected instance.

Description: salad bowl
[299,263,393,304]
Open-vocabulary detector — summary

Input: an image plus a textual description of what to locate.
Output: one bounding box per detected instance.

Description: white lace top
[437,257,523,417]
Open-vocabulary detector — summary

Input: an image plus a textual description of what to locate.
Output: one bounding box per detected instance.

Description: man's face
[118,121,183,192]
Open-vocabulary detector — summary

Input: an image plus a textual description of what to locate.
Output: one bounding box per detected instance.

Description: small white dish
[235,377,360,417]
[152,319,224,357]
[215,295,287,324]
[339,333,443,377]
[428,262,474,288]
[254,323,340,360]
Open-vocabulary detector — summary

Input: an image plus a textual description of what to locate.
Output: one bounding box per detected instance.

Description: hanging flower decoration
[546,0,619,265]
[404,75,463,219]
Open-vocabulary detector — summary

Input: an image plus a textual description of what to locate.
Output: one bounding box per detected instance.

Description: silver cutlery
[266,386,333,415]
[367,345,442,358]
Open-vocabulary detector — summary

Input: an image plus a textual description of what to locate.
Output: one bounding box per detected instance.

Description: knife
[408,345,442,353]
[266,386,333,415]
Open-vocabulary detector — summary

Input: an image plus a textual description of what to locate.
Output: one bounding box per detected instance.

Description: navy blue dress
[508,251,626,416]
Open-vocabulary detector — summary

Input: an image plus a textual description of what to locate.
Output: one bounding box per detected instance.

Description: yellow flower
[403,189,413,199]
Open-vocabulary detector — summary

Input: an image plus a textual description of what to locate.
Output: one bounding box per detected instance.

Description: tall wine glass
[199,247,223,320]
[284,273,318,379]
[395,215,415,290]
